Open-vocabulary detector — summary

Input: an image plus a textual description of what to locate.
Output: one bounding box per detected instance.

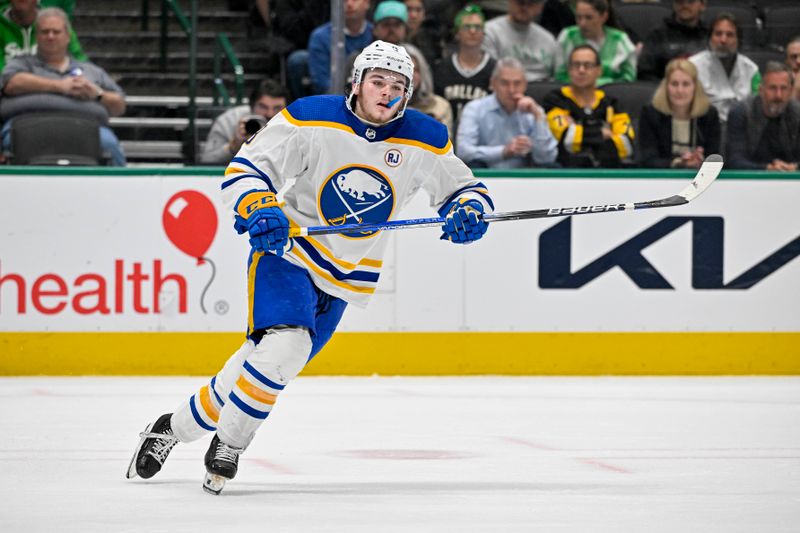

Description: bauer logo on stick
[318,165,395,238]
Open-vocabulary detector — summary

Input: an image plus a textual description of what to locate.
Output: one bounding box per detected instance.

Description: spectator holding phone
[200,79,289,165]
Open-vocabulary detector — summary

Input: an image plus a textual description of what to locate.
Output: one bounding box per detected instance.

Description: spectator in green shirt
[0,0,86,71]
[553,0,636,86]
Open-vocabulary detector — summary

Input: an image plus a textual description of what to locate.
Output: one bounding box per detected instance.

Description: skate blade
[125,421,154,479]
[203,473,227,495]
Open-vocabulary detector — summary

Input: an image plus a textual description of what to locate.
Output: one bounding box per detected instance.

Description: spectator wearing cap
[343,1,432,95]
[482,0,557,82]
[372,0,407,44]
[434,4,496,132]
[299,0,372,96]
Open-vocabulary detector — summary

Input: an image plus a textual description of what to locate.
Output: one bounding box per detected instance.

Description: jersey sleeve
[607,99,635,160]
[422,142,494,217]
[220,110,309,217]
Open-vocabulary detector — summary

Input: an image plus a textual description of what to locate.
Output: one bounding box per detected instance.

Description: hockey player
[126,40,494,495]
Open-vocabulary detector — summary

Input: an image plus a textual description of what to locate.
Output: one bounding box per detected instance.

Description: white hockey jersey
[222,95,493,307]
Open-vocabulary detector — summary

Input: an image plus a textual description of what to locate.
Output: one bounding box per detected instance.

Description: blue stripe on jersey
[221,173,275,192]
[394,108,450,150]
[243,360,286,391]
[229,391,270,420]
[210,376,224,406]
[294,238,380,283]
[439,183,495,215]
[224,156,277,192]
[189,394,216,431]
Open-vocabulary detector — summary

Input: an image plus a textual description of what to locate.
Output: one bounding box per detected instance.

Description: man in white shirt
[689,12,759,124]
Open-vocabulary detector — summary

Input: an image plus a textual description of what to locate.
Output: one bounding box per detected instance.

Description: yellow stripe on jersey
[247,251,264,333]
[384,136,452,155]
[281,108,356,134]
[236,375,278,405]
[299,235,383,270]
[281,108,450,155]
[289,246,376,294]
[572,124,584,153]
[199,385,220,422]
[224,166,247,176]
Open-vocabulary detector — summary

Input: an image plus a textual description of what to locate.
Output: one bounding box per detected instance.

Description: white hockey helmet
[348,40,415,121]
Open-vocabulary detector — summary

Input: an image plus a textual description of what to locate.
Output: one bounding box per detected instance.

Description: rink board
[0,168,798,375]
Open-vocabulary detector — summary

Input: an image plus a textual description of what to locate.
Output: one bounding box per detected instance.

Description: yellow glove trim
[235,191,279,219]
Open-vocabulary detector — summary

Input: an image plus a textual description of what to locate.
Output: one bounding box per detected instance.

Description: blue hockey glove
[440,198,488,244]
[233,190,290,256]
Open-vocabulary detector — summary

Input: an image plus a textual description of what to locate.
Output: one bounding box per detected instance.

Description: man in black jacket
[638,0,708,81]
[726,62,799,171]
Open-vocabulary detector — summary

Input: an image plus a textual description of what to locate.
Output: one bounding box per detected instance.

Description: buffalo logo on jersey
[318,165,395,238]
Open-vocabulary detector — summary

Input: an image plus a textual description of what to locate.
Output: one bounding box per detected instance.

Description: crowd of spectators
[251,0,800,171]
[0,0,798,171]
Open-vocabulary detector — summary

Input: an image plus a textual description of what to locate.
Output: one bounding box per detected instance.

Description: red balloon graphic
[162,190,218,265]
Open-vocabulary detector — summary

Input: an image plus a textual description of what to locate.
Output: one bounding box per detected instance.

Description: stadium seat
[613,3,671,43]
[762,5,800,49]
[601,81,658,133]
[525,81,565,105]
[9,112,103,166]
[741,48,784,74]
[702,5,761,48]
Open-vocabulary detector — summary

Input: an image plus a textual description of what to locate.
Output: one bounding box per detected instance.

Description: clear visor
[361,69,409,96]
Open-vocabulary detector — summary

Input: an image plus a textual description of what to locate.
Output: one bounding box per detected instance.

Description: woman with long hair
[638,58,721,168]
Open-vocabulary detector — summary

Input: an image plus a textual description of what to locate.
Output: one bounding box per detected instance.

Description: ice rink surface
[2,376,799,532]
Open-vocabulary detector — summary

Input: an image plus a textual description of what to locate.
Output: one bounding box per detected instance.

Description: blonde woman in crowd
[637,58,720,168]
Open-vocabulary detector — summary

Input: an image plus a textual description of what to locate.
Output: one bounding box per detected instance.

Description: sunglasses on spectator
[460,23,484,31]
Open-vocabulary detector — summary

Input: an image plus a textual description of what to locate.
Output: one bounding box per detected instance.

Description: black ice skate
[125,413,179,479]
[202,434,243,495]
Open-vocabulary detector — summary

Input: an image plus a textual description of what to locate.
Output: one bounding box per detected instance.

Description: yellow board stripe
[199,384,220,422]
[1,332,798,376]
[236,375,278,405]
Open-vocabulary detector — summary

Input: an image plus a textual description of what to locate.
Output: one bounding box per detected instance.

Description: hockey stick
[288,154,724,238]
